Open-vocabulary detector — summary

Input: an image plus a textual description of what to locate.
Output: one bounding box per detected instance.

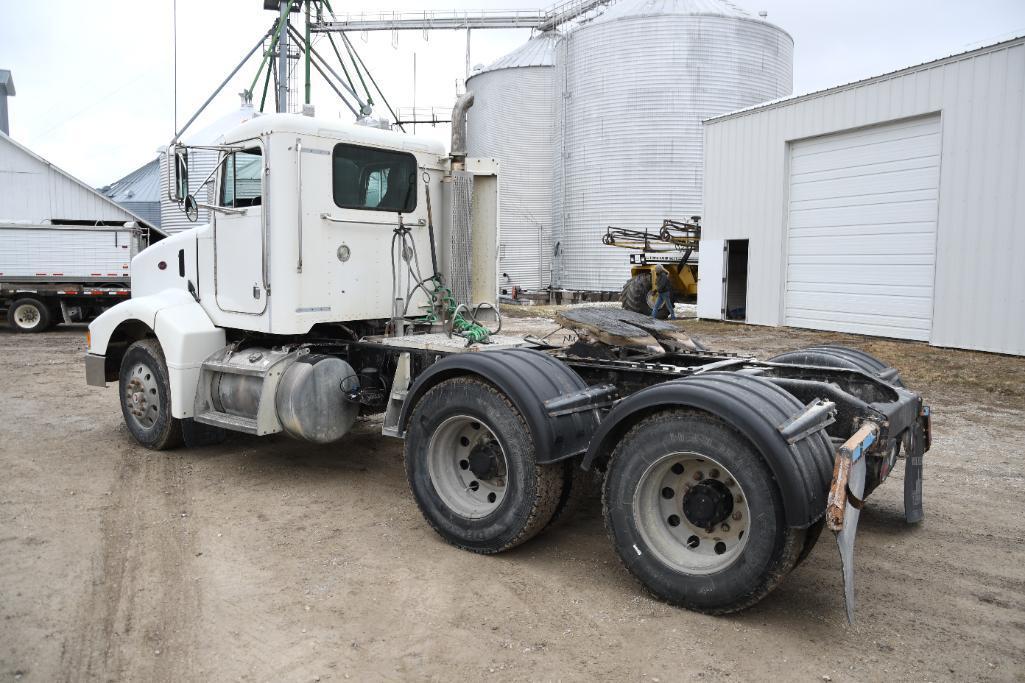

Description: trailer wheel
[8,297,51,333]
[404,377,564,554]
[603,410,803,614]
[621,273,668,319]
[119,339,183,451]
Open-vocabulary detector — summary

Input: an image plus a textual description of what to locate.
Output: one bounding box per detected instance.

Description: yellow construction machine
[603,217,700,319]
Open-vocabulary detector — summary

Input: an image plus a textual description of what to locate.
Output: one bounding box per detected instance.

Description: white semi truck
[1,221,154,332]
[85,101,930,620]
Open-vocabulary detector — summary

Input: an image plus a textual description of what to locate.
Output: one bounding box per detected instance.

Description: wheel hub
[682,479,734,529]
[14,305,39,326]
[467,441,502,480]
[633,452,751,575]
[124,363,159,428]
[426,415,509,519]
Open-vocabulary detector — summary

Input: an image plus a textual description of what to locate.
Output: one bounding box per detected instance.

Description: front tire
[603,410,803,614]
[119,339,183,450]
[404,377,564,554]
[8,297,51,333]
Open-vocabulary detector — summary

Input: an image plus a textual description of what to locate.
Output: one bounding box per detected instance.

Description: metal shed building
[0,131,157,230]
[698,36,1025,356]
[100,158,162,228]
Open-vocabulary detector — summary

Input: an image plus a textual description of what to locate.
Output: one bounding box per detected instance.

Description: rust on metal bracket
[826,422,878,532]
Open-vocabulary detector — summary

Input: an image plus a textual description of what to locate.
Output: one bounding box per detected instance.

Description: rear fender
[398,348,599,464]
[581,372,836,528]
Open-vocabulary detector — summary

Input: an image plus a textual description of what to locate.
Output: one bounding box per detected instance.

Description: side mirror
[174,148,189,203]
[184,194,199,222]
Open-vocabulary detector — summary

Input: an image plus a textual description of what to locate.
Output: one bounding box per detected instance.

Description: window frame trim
[331,142,418,214]
[217,145,264,209]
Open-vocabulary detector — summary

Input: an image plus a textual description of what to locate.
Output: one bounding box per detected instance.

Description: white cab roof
[219,113,448,157]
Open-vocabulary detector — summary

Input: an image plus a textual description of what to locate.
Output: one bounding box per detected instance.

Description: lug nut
[721,523,730,532]
[693,471,704,481]
[709,468,720,479]
[732,511,742,521]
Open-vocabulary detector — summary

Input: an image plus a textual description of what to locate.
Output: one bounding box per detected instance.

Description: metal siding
[0,135,142,224]
[466,35,557,290]
[117,201,161,227]
[702,38,1025,355]
[0,226,133,279]
[554,11,793,291]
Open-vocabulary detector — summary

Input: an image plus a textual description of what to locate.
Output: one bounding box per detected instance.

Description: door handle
[252,284,261,300]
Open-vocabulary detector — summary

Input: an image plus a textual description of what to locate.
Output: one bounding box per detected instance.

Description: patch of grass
[676,319,1025,403]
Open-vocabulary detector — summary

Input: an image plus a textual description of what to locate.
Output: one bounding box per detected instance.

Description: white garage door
[785,116,941,341]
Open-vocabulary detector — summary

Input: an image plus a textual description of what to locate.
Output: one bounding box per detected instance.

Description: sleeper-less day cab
[85,104,931,621]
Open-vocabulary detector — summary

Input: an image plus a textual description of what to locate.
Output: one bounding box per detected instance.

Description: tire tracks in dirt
[58,436,201,682]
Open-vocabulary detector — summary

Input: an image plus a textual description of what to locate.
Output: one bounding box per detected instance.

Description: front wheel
[404,377,564,554]
[119,339,183,450]
[603,410,803,614]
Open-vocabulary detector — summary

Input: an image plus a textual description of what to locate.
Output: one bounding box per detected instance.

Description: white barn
[1,131,158,229]
[698,36,1025,356]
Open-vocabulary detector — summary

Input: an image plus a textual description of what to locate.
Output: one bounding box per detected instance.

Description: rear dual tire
[603,410,803,614]
[404,377,564,554]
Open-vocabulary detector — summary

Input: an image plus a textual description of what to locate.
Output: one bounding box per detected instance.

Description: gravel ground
[1,316,1023,682]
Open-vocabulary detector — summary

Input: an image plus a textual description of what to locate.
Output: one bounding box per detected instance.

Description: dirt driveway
[1,315,1023,681]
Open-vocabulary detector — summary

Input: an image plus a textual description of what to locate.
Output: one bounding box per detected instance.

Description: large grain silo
[466,32,559,291]
[553,0,793,291]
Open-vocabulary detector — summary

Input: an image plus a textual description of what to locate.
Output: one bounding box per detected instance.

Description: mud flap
[826,423,877,624]
[903,422,926,524]
[836,454,866,624]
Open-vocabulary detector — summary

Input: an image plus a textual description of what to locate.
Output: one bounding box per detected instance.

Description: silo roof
[469,32,559,78]
[587,0,751,23]
[101,157,160,203]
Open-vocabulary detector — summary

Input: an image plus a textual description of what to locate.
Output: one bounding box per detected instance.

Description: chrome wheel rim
[633,452,751,575]
[12,304,40,329]
[427,415,508,519]
[124,361,161,430]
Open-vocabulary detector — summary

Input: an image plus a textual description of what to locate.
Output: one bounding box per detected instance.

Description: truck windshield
[332,143,417,213]
[220,148,262,208]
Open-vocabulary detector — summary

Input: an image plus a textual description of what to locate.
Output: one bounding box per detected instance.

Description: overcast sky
[2,0,1024,187]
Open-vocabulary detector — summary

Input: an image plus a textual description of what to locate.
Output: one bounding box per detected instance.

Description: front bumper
[85,353,106,387]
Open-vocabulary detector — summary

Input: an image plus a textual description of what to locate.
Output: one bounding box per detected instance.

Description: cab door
[321,143,425,321]
[215,146,267,314]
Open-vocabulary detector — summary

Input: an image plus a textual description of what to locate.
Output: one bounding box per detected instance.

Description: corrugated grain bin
[466,32,559,291]
[553,0,793,291]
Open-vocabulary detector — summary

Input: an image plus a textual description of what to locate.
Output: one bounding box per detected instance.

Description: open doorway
[724,240,748,321]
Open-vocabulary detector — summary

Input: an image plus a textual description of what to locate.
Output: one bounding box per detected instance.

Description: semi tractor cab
[85,100,930,622]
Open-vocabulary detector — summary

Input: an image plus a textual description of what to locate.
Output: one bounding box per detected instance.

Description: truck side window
[332,143,417,213]
[220,148,263,208]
